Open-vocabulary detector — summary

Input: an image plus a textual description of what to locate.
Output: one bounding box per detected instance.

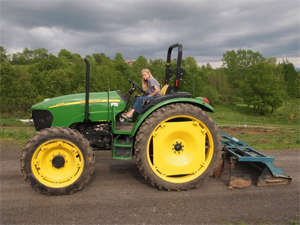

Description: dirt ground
[221,126,289,135]
[0,140,299,225]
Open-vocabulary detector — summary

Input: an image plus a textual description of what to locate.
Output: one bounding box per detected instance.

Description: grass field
[210,100,299,150]
[211,99,299,128]
[1,100,299,150]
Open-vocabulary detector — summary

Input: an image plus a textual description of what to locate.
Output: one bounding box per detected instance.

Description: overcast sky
[1,0,299,68]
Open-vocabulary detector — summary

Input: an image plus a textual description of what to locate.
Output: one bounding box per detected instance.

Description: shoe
[121,113,132,121]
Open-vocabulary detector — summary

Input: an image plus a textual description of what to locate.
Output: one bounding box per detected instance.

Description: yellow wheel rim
[147,115,214,183]
[31,139,84,188]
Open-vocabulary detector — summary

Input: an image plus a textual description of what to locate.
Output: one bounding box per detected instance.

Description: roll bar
[163,43,185,92]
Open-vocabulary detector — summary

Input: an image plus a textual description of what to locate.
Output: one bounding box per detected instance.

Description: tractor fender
[131,97,214,136]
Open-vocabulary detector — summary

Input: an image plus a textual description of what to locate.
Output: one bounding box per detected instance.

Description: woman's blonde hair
[141,69,153,91]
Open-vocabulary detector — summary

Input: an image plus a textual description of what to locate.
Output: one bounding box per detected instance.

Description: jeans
[132,95,154,113]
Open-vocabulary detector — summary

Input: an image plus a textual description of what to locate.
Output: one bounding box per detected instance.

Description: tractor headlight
[32,110,53,131]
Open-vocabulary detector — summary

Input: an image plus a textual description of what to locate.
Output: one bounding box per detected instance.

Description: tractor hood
[32,92,123,110]
[31,91,127,130]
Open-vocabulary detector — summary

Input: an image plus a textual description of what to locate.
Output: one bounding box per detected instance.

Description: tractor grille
[32,110,53,131]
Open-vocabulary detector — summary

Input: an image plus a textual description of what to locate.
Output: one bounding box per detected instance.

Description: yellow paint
[161,85,170,95]
[31,139,84,188]
[49,99,121,108]
[147,115,214,183]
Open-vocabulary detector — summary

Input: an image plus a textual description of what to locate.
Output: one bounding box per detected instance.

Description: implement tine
[227,156,251,189]
[213,148,227,178]
[257,167,292,186]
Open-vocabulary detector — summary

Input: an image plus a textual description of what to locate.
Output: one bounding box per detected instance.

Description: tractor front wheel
[135,103,221,191]
[21,127,94,195]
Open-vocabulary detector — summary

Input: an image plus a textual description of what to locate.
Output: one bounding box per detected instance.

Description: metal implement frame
[220,130,292,186]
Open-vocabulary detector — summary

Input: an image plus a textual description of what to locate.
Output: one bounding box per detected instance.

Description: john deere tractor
[21,43,291,195]
[20,43,221,195]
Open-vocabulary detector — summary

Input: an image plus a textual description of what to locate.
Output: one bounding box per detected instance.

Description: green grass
[0,116,33,127]
[219,126,299,150]
[0,116,35,145]
[289,220,299,225]
[0,127,36,145]
[221,221,298,225]
[210,100,299,150]
[210,99,299,128]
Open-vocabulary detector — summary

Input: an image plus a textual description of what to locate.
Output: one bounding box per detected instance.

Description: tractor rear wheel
[21,127,94,195]
[135,103,221,191]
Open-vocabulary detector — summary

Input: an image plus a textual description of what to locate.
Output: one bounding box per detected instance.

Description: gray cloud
[1,0,299,67]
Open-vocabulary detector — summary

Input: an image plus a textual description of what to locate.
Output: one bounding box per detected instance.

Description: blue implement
[220,130,292,186]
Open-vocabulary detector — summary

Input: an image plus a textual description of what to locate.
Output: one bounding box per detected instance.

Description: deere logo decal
[49,99,121,108]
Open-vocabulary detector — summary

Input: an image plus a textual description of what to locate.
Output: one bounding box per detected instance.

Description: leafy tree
[97,64,124,92]
[11,52,27,65]
[93,53,110,66]
[113,55,132,79]
[90,59,107,92]
[3,46,295,116]
[0,46,8,62]
[114,52,125,62]
[207,68,234,102]
[203,85,220,105]
[148,59,165,84]
[222,49,265,89]
[240,62,285,114]
[29,65,45,97]
[38,54,68,71]
[10,47,48,65]
[43,69,71,97]
[22,47,34,63]
[280,60,299,98]
[33,48,48,59]
[203,63,213,71]
[181,56,205,97]
[58,49,73,60]
[0,62,36,116]
[65,59,86,93]
[14,67,37,114]
[0,63,19,109]
[131,56,148,75]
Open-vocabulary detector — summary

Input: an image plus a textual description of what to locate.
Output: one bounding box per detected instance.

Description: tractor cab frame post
[164,43,185,92]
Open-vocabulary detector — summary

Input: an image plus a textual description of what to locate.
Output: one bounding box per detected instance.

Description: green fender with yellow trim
[130,96,214,136]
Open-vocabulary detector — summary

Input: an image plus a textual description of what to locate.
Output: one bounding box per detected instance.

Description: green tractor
[21,43,221,195]
[23,43,290,196]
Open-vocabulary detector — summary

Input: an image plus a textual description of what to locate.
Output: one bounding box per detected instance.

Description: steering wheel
[128,79,144,93]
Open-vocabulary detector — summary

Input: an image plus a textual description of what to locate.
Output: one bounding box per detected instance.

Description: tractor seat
[160,84,172,96]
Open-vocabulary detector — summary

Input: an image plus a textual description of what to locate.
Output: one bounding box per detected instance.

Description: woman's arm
[148,85,159,97]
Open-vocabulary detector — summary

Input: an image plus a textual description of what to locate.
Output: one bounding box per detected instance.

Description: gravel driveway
[1,140,299,225]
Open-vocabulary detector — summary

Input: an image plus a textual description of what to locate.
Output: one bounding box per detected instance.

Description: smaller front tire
[21,127,95,195]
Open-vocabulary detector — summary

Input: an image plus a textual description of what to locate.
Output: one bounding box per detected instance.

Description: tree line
[0,46,299,117]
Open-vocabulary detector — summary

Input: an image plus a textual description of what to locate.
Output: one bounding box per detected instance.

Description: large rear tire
[135,103,221,191]
[21,127,95,195]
